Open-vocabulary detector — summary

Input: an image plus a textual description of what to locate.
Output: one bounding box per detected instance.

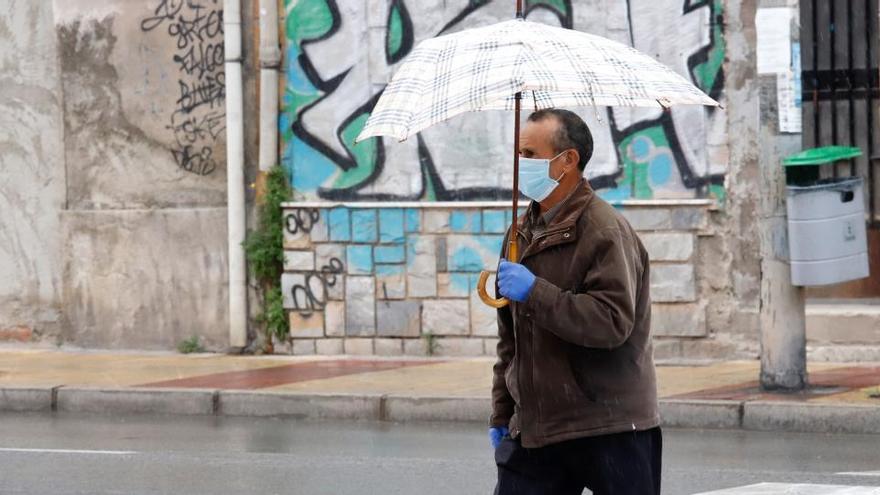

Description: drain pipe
[225,0,247,349]
[258,0,280,172]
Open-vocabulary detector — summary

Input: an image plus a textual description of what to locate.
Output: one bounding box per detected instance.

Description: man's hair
[527,109,594,172]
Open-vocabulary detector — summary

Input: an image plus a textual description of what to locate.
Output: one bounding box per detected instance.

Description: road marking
[837,472,880,477]
[694,482,880,494]
[0,448,137,455]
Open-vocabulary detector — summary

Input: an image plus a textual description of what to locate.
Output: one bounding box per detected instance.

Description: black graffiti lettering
[171,145,217,176]
[169,110,226,145]
[173,41,224,78]
[141,0,185,32]
[167,4,223,50]
[176,75,225,114]
[319,258,344,289]
[289,258,345,315]
[143,0,225,177]
[284,208,321,236]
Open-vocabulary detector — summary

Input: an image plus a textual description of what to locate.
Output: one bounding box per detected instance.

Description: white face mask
[518,151,567,202]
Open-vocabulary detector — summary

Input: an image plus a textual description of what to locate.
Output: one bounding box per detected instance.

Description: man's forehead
[521,118,558,147]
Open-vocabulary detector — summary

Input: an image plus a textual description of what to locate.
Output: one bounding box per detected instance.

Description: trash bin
[783,146,870,286]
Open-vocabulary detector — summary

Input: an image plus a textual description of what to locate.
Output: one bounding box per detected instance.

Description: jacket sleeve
[523,226,641,349]
[490,231,516,428]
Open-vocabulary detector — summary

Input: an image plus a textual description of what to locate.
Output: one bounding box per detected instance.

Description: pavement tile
[266,359,492,396]
[139,359,437,389]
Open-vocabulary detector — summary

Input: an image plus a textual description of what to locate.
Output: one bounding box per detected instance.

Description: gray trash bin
[786,177,869,286]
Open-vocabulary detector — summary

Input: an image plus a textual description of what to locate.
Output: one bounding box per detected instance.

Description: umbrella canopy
[356,18,719,144]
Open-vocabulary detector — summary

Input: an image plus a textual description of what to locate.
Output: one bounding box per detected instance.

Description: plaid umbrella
[355,18,719,143]
[355,13,719,308]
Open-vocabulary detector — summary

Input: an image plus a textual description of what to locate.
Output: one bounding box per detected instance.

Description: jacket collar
[518,178,595,238]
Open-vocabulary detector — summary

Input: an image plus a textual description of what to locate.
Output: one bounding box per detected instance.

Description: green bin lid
[783,146,862,167]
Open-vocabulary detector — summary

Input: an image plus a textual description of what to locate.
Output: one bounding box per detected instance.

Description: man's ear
[565,149,580,172]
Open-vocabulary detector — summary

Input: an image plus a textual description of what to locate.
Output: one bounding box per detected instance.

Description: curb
[384,396,491,422]
[219,391,383,420]
[742,400,880,434]
[3,386,880,435]
[0,385,58,412]
[55,387,217,416]
[658,399,743,429]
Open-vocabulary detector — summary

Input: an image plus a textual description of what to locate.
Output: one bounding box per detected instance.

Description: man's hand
[497,260,536,302]
[488,426,509,449]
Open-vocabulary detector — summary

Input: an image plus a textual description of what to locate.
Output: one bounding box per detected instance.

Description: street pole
[757,0,806,391]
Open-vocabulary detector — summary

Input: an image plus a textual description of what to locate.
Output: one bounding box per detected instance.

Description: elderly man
[489,108,661,494]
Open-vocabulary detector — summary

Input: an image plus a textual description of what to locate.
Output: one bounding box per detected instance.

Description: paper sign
[778,70,802,133]
[756,8,793,74]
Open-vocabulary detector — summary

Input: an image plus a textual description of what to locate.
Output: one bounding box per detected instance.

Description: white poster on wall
[777,70,802,133]
[756,7,793,74]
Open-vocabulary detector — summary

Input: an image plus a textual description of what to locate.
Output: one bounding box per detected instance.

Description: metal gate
[801,0,880,226]
[801,0,880,298]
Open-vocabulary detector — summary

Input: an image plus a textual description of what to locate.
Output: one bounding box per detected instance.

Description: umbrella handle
[477,271,509,308]
[476,241,519,308]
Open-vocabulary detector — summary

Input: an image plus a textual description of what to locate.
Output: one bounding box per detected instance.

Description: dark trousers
[494,427,662,495]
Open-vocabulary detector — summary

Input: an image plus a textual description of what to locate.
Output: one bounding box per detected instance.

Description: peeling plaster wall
[51,0,235,350]
[55,1,229,208]
[0,0,66,342]
[1,0,260,350]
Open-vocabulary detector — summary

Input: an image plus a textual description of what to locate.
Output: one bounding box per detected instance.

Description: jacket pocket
[568,347,605,403]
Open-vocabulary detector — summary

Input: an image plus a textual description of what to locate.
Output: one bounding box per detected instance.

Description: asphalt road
[0,412,878,494]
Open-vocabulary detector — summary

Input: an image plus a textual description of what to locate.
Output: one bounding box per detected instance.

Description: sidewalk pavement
[1,346,879,434]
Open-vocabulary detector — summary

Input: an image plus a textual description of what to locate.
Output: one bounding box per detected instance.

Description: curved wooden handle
[477,271,509,308]
[476,239,518,308]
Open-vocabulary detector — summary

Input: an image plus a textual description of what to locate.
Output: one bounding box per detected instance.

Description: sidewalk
[1,347,879,434]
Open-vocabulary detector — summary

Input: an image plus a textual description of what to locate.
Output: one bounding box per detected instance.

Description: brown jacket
[491,179,659,448]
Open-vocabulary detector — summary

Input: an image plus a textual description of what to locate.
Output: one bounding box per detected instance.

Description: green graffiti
[692,0,724,94]
[288,85,322,116]
[286,0,335,45]
[335,113,378,189]
[708,183,726,204]
[387,3,404,60]
[617,125,672,200]
[527,0,569,14]
[421,173,438,201]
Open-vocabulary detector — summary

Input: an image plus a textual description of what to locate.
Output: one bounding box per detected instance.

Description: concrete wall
[1,0,261,350]
[281,0,728,201]
[0,0,67,342]
[54,0,233,350]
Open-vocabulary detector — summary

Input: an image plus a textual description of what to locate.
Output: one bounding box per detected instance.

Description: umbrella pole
[476,91,522,309]
[476,0,524,309]
[510,92,521,263]
[510,0,523,261]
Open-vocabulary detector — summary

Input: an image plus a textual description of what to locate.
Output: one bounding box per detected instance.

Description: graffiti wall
[46,0,235,350]
[281,0,728,201]
[280,202,712,356]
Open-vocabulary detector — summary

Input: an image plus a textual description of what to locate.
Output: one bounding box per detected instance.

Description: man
[489,108,661,494]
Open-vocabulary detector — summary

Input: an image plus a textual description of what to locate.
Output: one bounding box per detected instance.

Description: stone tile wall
[281,201,712,357]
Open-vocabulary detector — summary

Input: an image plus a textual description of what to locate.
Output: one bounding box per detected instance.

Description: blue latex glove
[497,260,537,302]
[489,426,509,449]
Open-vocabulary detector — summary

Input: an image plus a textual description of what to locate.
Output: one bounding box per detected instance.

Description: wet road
[0,412,878,494]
